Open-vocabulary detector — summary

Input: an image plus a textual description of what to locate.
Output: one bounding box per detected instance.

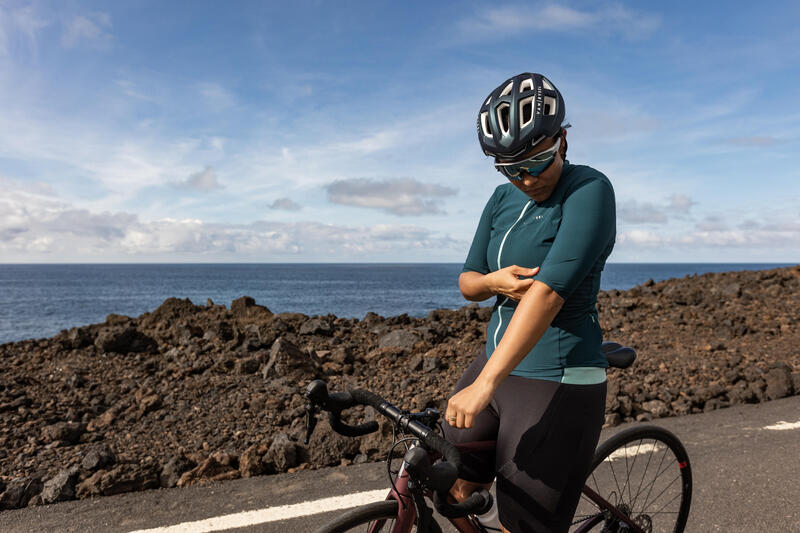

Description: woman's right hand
[486,265,539,301]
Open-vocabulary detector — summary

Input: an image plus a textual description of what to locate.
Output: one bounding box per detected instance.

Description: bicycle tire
[571,425,692,533]
[314,499,416,533]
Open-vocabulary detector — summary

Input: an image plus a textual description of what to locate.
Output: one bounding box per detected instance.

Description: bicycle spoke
[634,463,677,513]
[639,472,682,515]
[621,438,644,505]
[630,438,657,511]
[650,490,683,517]
[639,440,671,511]
[607,450,626,505]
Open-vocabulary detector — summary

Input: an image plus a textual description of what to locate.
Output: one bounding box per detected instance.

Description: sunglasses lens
[522,158,553,176]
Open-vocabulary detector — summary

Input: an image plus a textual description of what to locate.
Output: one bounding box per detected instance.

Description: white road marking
[603,442,663,462]
[764,420,800,431]
[127,488,390,533]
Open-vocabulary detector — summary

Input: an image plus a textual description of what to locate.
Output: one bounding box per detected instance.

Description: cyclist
[443,73,616,532]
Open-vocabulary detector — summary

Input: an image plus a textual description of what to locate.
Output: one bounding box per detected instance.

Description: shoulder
[488,182,516,204]
[560,162,615,200]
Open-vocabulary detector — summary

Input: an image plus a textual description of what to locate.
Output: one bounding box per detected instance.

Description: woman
[443,73,616,532]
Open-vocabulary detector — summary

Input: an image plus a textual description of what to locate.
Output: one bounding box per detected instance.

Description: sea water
[0,263,793,343]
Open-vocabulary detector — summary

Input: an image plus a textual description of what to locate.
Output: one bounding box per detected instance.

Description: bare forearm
[478,280,564,388]
[458,271,495,301]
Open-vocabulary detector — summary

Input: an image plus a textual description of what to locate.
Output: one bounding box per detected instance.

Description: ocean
[0,263,794,344]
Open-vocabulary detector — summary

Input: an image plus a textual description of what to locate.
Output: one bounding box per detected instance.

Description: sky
[1,0,798,263]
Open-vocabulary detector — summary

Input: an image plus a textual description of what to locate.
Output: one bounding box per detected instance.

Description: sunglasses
[494,137,561,180]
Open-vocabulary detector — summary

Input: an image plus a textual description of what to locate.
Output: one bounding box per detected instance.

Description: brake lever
[304,402,319,445]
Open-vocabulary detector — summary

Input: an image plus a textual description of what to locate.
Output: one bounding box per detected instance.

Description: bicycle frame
[378,439,645,533]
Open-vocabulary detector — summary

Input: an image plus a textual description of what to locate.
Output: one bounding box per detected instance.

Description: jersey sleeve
[536,178,616,298]
[461,189,498,274]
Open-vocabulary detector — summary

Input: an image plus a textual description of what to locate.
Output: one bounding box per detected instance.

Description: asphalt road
[2,395,799,533]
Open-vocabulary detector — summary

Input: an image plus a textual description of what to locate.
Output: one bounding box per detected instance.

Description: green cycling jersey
[462,160,616,383]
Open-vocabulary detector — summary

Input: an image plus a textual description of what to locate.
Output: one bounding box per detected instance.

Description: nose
[520,172,538,186]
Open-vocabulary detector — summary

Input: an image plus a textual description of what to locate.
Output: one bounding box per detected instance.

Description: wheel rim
[571,433,689,533]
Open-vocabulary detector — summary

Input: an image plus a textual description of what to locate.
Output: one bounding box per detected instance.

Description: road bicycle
[304,342,692,532]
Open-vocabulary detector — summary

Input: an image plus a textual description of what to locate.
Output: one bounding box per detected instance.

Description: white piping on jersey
[493,200,532,350]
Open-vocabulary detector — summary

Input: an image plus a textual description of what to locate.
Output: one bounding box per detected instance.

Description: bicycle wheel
[315,499,418,533]
[571,425,692,533]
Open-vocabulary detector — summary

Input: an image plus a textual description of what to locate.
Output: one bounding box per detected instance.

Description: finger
[529,266,540,275]
[457,411,466,429]
[464,413,474,429]
[445,402,454,426]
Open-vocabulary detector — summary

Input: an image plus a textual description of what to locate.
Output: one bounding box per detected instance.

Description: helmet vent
[519,96,534,128]
[497,103,510,135]
[543,96,557,116]
[500,81,513,97]
[520,78,534,92]
[485,96,491,106]
[542,77,554,90]
[480,112,493,137]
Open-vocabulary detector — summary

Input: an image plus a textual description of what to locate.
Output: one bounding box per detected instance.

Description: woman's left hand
[445,378,496,429]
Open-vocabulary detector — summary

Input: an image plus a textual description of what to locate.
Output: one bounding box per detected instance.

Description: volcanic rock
[94,326,157,354]
[40,467,79,504]
[0,267,798,508]
[81,445,116,472]
[378,329,421,350]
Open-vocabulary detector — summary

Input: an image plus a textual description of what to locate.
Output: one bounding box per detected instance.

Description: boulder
[235,355,263,374]
[239,443,270,477]
[261,337,321,379]
[60,327,95,349]
[378,329,421,350]
[76,464,160,497]
[231,296,272,318]
[177,455,240,487]
[0,477,43,510]
[94,326,157,354]
[40,467,79,504]
[265,433,298,471]
[641,400,669,418]
[41,422,86,445]
[81,445,116,472]
[159,455,195,488]
[765,363,793,400]
[299,318,333,336]
[146,297,199,324]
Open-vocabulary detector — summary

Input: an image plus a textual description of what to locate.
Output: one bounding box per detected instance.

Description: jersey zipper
[493,200,532,350]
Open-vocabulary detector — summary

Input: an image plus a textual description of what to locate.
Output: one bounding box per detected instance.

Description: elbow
[531,280,565,312]
[458,272,483,301]
[458,278,476,301]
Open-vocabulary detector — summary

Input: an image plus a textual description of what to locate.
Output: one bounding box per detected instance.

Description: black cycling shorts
[442,355,606,533]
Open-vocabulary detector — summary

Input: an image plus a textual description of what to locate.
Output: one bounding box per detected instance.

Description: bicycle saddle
[602,342,636,369]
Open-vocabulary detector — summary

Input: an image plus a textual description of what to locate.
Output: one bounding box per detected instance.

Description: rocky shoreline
[1,266,798,510]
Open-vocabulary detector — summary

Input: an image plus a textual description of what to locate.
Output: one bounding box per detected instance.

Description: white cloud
[668,194,695,213]
[61,12,112,49]
[461,3,660,40]
[268,198,302,211]
[0,4,49,57]
[179,166,223,191]
[618,225,800,249]
[617,193,698,225]
[618,200,668,224]
[326,177,457,216]
[0,178,463,261]
[617,229,665,246]
[695,215,727,232]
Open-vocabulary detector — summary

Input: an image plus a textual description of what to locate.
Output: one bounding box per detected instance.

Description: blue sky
[1,0,798,263]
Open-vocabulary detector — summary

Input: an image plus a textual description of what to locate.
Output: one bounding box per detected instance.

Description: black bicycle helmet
[477,73,566,161]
